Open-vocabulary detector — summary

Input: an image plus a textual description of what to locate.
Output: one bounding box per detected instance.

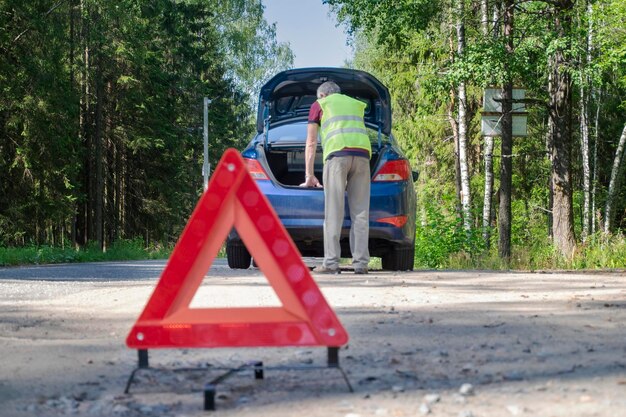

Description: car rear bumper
[227,178,415,256]
[228,222,413,257]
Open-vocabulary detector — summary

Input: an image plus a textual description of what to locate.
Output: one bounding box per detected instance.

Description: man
[300,81,371,274]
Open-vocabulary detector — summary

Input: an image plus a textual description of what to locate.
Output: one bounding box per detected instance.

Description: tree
[604,125,626,233]
[0,0,80,246]
[498,0,514,260]
[579,1,594,240]
[0,0,292,248]
[330,0,626,261]
[547,0,576,257]
[217,0,294,109]
[596,0,626,233]
[456,0,472,230]
[481,0,496,249]
[327,0,474,228]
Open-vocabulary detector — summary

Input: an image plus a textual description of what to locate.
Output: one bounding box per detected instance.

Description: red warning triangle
[126,149,348,349]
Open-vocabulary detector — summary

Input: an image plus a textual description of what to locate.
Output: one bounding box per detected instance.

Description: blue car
[227,68,417,271]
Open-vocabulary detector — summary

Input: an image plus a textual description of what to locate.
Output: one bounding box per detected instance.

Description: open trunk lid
[257,68,392,138]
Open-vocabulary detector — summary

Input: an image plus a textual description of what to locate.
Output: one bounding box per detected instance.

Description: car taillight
[244,158,269,180]
[373,159,411,182]
[376,215,408,227]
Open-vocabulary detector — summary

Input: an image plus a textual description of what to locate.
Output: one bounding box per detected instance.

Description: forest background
[1,0,625,269]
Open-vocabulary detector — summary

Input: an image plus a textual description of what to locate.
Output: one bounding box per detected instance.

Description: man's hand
[300,175,322,188]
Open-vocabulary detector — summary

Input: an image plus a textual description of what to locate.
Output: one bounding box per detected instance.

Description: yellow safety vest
[318,94,371,161]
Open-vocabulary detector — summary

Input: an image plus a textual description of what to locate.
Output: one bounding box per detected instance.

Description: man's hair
[317,81,341,98]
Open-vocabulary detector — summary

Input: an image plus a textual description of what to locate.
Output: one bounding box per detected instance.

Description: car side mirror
[412,170,419,182]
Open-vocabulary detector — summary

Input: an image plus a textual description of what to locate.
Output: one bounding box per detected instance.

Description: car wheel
[381,244,415,271]
[226,241,251,269]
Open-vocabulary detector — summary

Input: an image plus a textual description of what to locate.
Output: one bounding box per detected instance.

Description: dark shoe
[354,267,368,275]
[312,265,341,274]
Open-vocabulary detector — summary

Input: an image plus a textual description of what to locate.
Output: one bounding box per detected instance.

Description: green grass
[2,233,624,271]
[0,239,173,267]
[410,203,625,271]
[444,232,626,271]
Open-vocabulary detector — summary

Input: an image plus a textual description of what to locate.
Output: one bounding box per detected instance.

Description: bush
[412,205,626,271]
[414,205,485,269]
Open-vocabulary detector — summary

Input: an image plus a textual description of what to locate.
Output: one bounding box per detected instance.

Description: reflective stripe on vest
[320,115,364,131]
[318,94,371,161]
[324,127,369,141]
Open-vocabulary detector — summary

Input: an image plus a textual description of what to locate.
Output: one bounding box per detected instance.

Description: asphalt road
[0,259,176,282]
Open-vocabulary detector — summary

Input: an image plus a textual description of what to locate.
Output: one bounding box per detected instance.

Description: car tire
[226,242,251,269]
[381,244,415,271]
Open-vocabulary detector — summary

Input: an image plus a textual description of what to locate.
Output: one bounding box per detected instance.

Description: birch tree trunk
[457,0,472,230]
[580,89,591,239]
[591,95,600,234]
[604,124,626,234]
[481,0,493,248]
[580,93,591,242]
[493,1,501,37]
[481,0,489,32]
[447,96,463,218]
[447,31,463,219]
[580,1,593,240]
[546,113,554,238]
[482,136,495,246]
[452,110,463,219]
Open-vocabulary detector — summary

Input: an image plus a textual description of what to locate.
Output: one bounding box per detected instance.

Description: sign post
[202,97,212,191]
[481,88,528,137]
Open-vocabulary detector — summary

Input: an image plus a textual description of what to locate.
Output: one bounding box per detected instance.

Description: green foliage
[326,0,440,49]
[595,0,626,93]
[0,239,172,267]
[414,204,486,269]
[444,232,626,271]
[219,0,294,107]
[571,232,626,269]
[336,0,625,269]
[0,0,292,249]
[2,0,624,269]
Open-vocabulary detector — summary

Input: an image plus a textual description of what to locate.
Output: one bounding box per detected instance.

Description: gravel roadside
[1,261,625,416]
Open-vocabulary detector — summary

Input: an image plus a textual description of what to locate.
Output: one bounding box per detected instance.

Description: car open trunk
[262,145,382,187]
[255,67,392,187]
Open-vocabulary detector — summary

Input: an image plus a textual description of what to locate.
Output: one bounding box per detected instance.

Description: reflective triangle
[126,149,348,348]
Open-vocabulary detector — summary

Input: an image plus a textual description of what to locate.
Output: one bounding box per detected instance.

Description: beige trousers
[322,156,370,269]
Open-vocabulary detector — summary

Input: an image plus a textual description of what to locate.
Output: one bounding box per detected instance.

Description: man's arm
[300,123,322,188]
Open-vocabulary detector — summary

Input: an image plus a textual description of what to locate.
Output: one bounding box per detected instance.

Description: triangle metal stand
[124,347,353,411]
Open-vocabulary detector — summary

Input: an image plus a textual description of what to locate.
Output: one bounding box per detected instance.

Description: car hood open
[257,68,392,136]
